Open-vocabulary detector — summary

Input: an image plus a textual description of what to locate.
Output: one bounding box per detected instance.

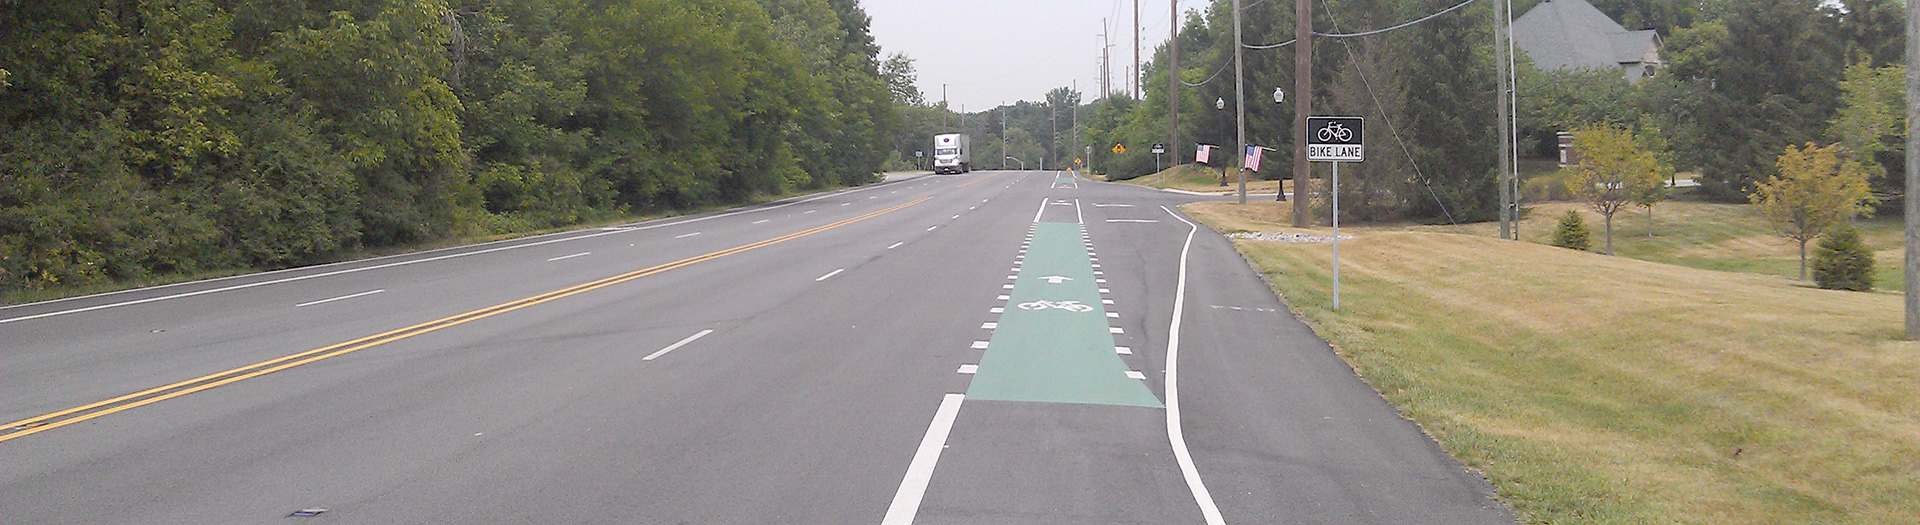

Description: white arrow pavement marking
[295,289,385,308]
[1038,275,1072,284]
[642,329,714,361]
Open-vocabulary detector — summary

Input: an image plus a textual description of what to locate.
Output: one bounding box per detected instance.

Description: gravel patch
[1227,231,1353,243]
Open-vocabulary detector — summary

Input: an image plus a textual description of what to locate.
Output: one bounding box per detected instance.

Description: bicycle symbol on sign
[1017,300,1095,312]
[1316,122,1354,143]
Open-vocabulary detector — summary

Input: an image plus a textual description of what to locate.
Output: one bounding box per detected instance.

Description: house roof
[1513,0,1660,71]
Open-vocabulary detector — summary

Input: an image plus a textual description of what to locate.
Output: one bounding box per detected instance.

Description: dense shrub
[1813,224,1874,291]
[1552,211,1593,251]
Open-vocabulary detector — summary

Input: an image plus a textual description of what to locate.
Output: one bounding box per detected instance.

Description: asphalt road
[2,171,1511,523]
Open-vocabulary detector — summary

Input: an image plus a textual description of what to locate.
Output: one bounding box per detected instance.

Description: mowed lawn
[1114,163,1285,195]
[1184,200,1919,524]
[1415,199,1908,291]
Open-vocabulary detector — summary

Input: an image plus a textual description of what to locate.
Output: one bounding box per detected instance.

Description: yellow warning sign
[1111,143,1126,154]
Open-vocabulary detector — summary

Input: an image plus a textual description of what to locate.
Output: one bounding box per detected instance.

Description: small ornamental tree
[1564,125,1664,254]
[1552,211,1592,251]
[1750,143,1875,280]
[1813,224,1874,291]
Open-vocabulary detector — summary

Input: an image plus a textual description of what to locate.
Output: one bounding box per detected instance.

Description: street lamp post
[1274,87,1287,201]
[1006,156,1026,170]
[1216,97,1229,186]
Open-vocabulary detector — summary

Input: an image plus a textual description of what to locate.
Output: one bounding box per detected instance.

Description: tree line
[1062,0,1903,223]
[0,0,896,293]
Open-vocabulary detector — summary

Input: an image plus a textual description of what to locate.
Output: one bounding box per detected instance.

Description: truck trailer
[931,133,971,174]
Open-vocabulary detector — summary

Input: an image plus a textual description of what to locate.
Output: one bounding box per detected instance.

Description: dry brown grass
[1186,201,1920,524]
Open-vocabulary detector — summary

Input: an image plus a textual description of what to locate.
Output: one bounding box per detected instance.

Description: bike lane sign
[1306,116,1364,162]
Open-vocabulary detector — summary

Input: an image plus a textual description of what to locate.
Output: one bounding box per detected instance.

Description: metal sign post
[1306,116,1363,310]
[1152,143,1166,185]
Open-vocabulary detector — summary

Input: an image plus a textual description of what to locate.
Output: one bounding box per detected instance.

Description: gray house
[1512,0,1663,82]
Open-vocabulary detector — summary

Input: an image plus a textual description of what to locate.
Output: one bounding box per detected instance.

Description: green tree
[1564,125,1663,255]
[1751,142,1875,280]
[1812,223,1874,291]
[1551,211,1593,251]
[1669,1,1844,201]
[1826,62,1905,211]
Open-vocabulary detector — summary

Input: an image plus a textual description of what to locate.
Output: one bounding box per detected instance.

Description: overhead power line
[1242,0,1481,48]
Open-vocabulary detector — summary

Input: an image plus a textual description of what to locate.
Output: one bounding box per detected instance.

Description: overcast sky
[863,0,1215,112]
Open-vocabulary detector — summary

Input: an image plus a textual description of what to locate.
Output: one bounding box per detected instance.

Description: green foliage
[1751,142,1876,280]
[1565,125,1664,254]
[1551,211,1592,251]
[1670,1,1845,201]
[0,0,894,295]
[1812,223,1873,291]
[1826,62,1906,211]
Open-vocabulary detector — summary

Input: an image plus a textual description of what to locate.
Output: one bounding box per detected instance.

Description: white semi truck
[931,133,971,174]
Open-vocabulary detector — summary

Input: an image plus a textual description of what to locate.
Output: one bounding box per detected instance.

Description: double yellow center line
[1,197,929,443]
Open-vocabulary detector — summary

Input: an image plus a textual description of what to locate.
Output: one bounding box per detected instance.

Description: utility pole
[1133,0,1141,99]
[1905,0,1918,338]
[1507,0,1521,239]
[942,83,949,128]
[1169,0,1180,172]
[1100,21,1111,99]
[1496,0,1514,239]
[1002,103,1008,170]
[1290,0,1311,226]
[1234,0,1247,204]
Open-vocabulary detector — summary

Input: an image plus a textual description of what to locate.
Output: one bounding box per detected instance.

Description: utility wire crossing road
[1,171,1510,523]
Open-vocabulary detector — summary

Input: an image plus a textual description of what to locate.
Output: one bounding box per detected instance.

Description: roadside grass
[1116,163,1284,195]
[1403,199,1906,291]
[0,184,847,306]
[1184,200,1919,523]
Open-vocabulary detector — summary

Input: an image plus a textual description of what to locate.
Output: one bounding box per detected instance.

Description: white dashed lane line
[546,252,591,262]
[295,289,385,308]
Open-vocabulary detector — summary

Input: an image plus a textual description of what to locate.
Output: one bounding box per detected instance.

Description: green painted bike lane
[966,222,1162,408]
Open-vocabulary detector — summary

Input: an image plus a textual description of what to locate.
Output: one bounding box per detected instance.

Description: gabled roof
[1513,0,1660,71]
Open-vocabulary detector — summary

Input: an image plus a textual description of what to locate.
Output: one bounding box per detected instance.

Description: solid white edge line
[815,268,845,282]
[0,180,900,324]
[546,252,591,262]
[642,329,715,361]
[1161,205,1226,524]
[294,289,385,308]
[1031,197,1048,223]
[1075,198,1084,224]
[882,393,966,525]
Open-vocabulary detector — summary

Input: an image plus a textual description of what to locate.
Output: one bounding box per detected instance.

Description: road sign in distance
[1306,116,1364,162]
[1151,143,1166,155]
[1112,143,1126,154]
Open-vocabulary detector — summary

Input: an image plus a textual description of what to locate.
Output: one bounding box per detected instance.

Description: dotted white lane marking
[981,322,997,329]
[971,341,989,349]
[1116,346,1133,355]
[888,242,904,249]
[958,365,979,374]
[815,269,845,282]
[1125,370,1147,380]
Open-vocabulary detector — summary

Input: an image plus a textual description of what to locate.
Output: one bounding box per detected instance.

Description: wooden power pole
[1906,0,1918,338]
[1291,0,1312,226]
[1169,0,1180,172]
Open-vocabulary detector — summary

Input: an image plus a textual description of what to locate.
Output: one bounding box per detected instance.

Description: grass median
[1185,200,1919,524]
